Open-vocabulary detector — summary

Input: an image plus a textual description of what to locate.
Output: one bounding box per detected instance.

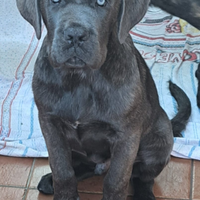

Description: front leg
[102,134,140,200]
[39,112,79,200]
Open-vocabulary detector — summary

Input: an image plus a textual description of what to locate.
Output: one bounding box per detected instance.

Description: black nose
[64,26,90,47]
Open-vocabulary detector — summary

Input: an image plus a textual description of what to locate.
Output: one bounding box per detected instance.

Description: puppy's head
[16,0,149,70]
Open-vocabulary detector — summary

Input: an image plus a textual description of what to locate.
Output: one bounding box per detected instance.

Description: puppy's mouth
[65,56,86,68]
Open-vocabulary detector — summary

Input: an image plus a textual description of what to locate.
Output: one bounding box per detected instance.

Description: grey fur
[16,1,190,200]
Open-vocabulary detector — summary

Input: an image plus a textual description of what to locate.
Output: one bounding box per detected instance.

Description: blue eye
[97,0,106,6]
[51,0,61,3]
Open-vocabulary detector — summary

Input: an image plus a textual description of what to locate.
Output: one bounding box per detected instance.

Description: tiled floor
[0,155,199,200]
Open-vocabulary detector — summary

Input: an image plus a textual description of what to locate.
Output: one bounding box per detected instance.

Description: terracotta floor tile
[192,160,200,200]
[29,161,133,195]
[25,189,133,200]
[80,193,102,200]
[154,157,191,199]
[78,175,104,193]
[24,190,185,200]
[79,193,133,200]
[29,158,51,189]
[25,189,53,200]
[0,156,33,187]
[78,175,134,195]
[0,187,25,200]
[156,199,182,200]
[26,156,193,200]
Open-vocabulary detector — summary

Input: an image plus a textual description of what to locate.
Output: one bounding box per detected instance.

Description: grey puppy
[16,1,190,200]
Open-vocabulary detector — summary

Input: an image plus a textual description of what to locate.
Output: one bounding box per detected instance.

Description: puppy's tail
[169,81,191,137]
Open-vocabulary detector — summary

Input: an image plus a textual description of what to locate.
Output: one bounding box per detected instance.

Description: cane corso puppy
[151,0,200,108]
[16,0,191,200]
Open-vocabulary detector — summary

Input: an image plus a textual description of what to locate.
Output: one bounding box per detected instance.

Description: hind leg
[131,112,173,200]
[131,161,167,200]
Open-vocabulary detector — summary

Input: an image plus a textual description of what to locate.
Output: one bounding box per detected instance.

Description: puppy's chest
[52,85,117,123]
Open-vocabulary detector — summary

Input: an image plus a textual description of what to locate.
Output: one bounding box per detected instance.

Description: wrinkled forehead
[41,0,117,5]
[40,0,119,11]
[40,0,120,28]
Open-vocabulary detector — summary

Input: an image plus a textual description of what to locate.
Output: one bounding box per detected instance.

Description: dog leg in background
[150,0,200,109]
[150,0,200,30]
[196,63,200,108]
[169,81,191,137]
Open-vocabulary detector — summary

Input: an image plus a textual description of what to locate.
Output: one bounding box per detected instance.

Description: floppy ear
[118,0,150,44]
[16,0,41,39]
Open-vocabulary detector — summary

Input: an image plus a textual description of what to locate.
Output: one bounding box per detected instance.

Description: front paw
[37,173,54,195]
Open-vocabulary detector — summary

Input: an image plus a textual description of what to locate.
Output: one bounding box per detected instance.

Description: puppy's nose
[64,26,90,46]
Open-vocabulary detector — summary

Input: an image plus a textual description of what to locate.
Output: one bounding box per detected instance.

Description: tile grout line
[189,160,194,200]
[156,198,186,200]
[22,158,36,200]
[26,158,36,188]
[0,185,26,189]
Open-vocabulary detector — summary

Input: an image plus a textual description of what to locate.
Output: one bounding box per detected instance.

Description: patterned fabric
[0,2,200,159]
[131,6,200,160]
[0,0,48,157]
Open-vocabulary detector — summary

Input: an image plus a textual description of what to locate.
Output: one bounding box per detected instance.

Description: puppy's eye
[97,0,106,6]
[51,0,61,3]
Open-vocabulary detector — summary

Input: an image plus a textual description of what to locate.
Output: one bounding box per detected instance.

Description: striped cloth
[0,1,200,159]
[0,0,48,157]
[131,6,200,160]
